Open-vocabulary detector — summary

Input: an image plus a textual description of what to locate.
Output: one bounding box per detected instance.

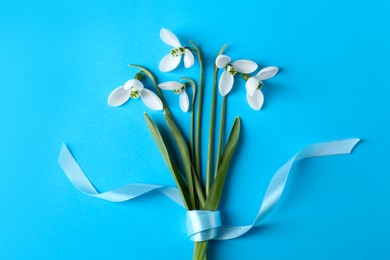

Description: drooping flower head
[159,28,194,72]
[245,66,279,110]
[108,74,163,110]
[215,54,258,96]
[158,81,190,112]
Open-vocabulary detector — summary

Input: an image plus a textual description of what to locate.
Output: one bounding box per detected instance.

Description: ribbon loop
[186,210,221,242]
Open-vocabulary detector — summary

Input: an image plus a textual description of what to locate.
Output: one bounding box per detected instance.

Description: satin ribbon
[58,138,360,242]
[186,210,221,241]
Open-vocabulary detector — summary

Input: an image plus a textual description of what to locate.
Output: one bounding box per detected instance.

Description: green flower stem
[191,163,206,207]
[205,44,227,196]
[214,96,227,179]
[181,78,197,165]
[205,63,217,196]
[184,78,203,208]
[194,241,208,260]
[191,87,196,163]
[189,41,204,183]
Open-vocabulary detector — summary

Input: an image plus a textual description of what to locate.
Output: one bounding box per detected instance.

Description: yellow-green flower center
[130,88,140,99]
[170,47,185,57]
[173,86,184,94]
[227,65,237,76]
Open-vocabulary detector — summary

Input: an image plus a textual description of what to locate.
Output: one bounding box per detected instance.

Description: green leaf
[204,117,241,210]
[144,112,190,210]
[163,112,196,209]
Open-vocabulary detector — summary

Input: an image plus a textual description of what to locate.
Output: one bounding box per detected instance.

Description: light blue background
[1,0,389,259]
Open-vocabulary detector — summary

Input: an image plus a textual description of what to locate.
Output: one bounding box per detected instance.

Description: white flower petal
[158,81,183,90]
[159,54,181,72]
[179,90,189,112]
[184,49,194,68]
[219,70,234,96]
[160,28,181,48]
[247,89,264,110]
[124,79,144,90]
[140,89,163,110]
[246,77,259,96]
[108,86,130,106]
[215,55,231,68]
[231,60,258,73]
[256,66,279,80]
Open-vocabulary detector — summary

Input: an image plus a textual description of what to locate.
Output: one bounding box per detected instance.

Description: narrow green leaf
[144,112,190,210]
[204,117,241,210]
[163,112,196,209]
[215,96,227,178]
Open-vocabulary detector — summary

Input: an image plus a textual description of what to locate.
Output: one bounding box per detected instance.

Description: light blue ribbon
[186,210,221,241]
[58,138,360,242]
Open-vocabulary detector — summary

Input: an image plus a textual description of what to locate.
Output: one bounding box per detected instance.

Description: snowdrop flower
[158,81,189,112]
[216,54,258,96]
[159,28,194,72]
[245,66,279,110]
[107,77,163,110]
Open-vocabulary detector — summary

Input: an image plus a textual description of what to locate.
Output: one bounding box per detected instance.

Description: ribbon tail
[215,138,360,240]
[58,143,184,207]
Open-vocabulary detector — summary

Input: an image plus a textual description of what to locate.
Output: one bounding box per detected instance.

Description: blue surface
[1,0,389,259]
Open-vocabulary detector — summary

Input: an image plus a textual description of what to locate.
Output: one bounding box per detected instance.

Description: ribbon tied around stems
[187,210,221,241]
[58,138,360,242]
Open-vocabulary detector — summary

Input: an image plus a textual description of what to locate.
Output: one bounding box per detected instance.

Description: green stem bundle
[136,42,241,260]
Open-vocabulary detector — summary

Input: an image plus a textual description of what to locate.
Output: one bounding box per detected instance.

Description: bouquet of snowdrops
[107,28,278,259]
